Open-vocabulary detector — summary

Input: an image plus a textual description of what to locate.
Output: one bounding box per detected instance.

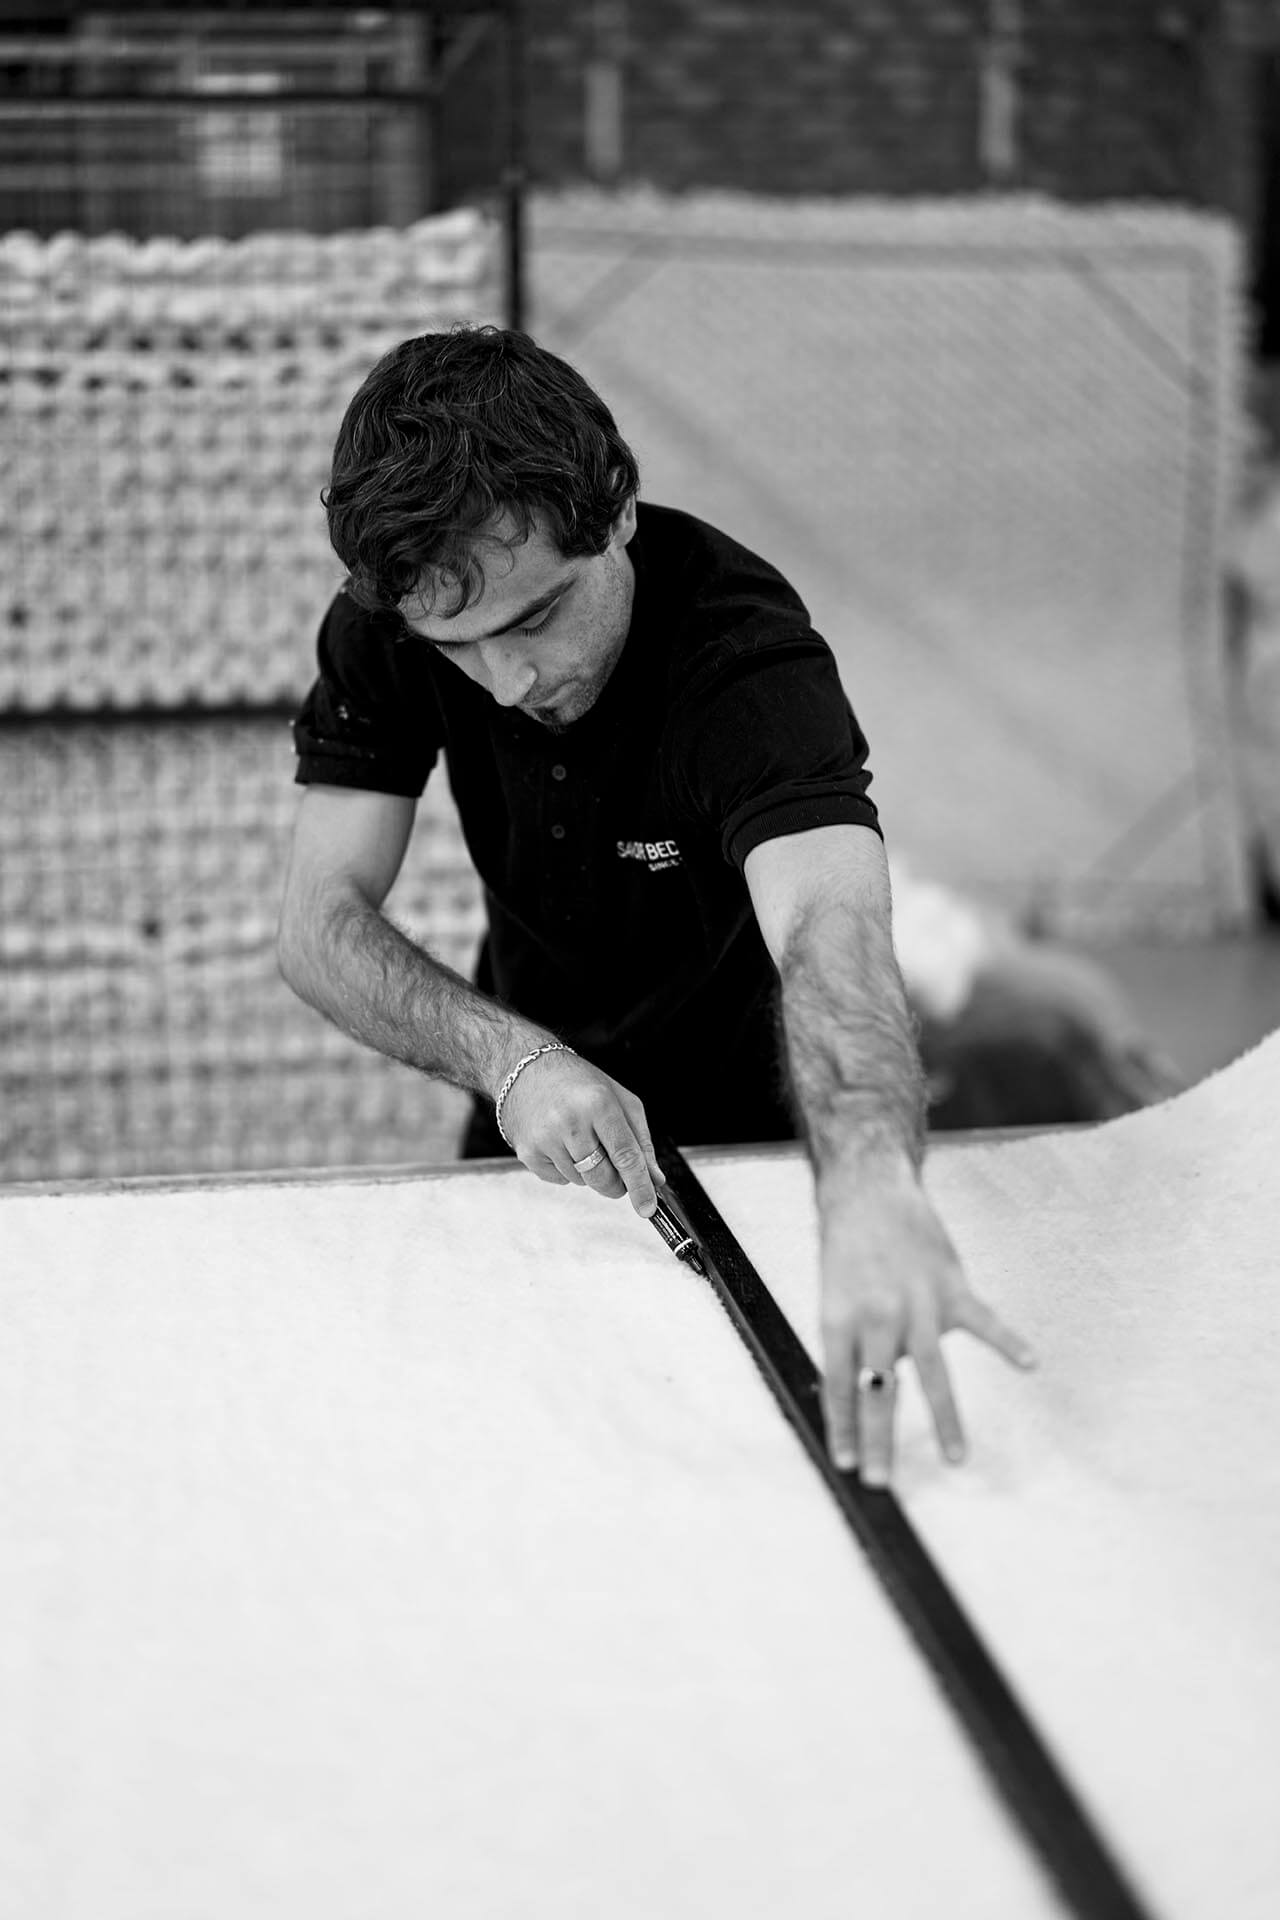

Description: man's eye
[512,600,560,638]
[425,591,564,652]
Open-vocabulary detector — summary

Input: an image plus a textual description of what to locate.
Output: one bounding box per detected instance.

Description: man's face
[398,499,638,732]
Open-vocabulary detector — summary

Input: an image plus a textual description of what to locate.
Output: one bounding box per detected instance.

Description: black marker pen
[648,1195,707,1276]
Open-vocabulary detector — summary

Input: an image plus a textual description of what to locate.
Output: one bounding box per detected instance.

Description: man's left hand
[817,1160,1036,1486]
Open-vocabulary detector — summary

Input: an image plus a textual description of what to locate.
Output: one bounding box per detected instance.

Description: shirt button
[551,763,567,781]
[551,823,566,841]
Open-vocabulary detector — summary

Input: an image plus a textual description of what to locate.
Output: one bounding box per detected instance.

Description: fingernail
[946,1442,966,1465]
[1018,1348,1039,1370]
[861,1465,889,1489]
[832,1447,856,1472]
[655,1167,668,1185]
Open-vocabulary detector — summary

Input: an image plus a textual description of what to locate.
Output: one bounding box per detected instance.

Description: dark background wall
[428,0,1280,358]
[5,2,1280,347]
[0,2,1258,211]
[518,1,1223,202]
[568,0,982,196]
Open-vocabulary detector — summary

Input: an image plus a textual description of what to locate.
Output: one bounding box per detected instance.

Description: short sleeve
[292,591,441,799]
[672,631,882,868]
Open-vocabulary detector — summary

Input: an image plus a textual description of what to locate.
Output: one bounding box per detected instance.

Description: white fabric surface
[699,1031,1280,1920]
[6,1033,1278,1918]
[1,1164,1056,1919]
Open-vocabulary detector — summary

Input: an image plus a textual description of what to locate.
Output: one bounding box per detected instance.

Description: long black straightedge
[657,1138,1155,1920]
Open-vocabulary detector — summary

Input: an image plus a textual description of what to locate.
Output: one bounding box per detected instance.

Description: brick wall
[1017,3,1220,203]
[502,0,1240,210]
[615,0,981,195]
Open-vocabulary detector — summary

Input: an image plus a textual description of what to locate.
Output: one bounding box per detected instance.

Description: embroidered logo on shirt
[616,837,684,874]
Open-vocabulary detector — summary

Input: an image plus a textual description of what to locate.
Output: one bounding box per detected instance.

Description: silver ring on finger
[572,1145,607,1175]
[857,1365,897,1395]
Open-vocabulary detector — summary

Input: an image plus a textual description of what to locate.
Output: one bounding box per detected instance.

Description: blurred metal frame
[0,0,525,327]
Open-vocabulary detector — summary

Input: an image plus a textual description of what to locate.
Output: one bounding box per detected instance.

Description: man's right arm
[278,784,545,1096]
[276,785,662,1211]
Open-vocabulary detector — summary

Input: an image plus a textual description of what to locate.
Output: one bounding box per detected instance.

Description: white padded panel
[698,1033,1280,1920]
[0,1163,1056,1919]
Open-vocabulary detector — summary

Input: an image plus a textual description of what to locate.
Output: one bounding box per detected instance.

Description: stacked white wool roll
[0,213,500,711]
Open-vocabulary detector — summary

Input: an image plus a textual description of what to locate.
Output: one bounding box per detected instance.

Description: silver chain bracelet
[494,1042,575,1147]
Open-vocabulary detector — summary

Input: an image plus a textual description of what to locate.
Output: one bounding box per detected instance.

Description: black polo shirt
[293,502,881,1146]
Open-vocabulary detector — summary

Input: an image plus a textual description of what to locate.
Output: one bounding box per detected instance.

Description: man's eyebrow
[484,573,577,638]
[403,571,577,644]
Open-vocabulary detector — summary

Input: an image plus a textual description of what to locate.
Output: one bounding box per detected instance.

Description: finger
[566,1137,627,1202]
[595,1111,658,1216]
[953,1294,1037,1370]
[617,1092,667,1187]
[820,1326,859,1472]
[560,1138,603,1185]
[525,1151,570,1186]
[855,1342,899,1489]
[911,1329,967,1465]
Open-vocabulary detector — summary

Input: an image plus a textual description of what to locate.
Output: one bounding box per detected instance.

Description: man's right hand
[499,1050,664,1216]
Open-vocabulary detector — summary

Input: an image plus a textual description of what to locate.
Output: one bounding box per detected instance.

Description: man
[279,325,1037,1487]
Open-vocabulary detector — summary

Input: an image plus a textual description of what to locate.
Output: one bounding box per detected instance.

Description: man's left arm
[743,822,1037,1485]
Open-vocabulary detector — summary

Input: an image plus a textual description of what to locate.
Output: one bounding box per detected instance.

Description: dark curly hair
[323,326,640,616]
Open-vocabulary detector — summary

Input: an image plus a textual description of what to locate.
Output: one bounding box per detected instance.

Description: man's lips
[524,687,572,720]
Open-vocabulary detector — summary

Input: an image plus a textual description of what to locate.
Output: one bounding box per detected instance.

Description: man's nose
[477,641,537,708]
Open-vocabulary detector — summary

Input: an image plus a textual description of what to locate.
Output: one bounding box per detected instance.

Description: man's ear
[612,491,638,547]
